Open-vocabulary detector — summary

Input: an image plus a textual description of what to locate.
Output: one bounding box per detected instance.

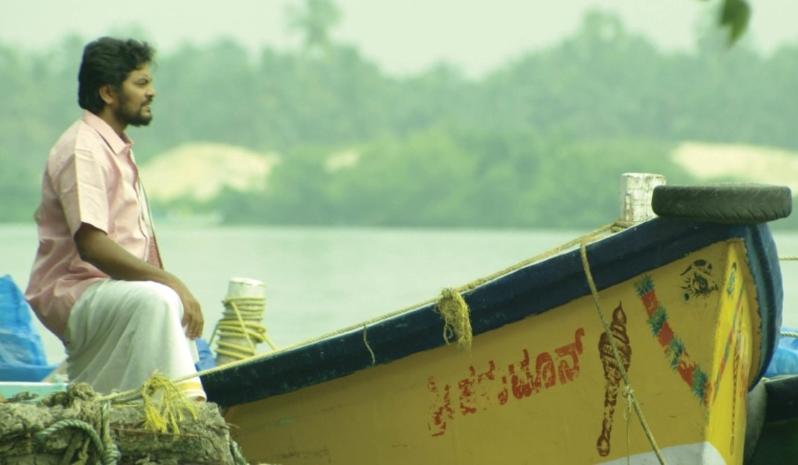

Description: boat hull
[205,220,782,465]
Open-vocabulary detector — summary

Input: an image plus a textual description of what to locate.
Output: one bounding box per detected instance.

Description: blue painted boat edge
[745,223,783,386]
[203,220,781,407]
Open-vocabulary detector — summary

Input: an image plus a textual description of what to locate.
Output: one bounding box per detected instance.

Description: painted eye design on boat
[680,259,719,302]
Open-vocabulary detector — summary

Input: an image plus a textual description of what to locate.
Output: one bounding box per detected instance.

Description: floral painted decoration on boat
[635,275,710,405]
[596,302,631,457]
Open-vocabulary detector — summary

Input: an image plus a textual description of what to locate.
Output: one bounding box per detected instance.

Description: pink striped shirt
[26,111,162,339]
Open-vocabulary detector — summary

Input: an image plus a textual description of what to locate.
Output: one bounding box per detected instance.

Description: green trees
[219,128,693,229]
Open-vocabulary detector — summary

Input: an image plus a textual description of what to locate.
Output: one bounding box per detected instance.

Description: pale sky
[2,0,797,77]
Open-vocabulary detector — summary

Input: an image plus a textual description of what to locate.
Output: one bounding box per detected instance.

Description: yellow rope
[209,297,277,361]
[93,222,622,404]
[138,373,198,434]
[436,288,472,350]
[580,242,668,465]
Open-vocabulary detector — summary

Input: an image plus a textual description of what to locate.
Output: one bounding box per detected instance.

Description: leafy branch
[699,0,750,44]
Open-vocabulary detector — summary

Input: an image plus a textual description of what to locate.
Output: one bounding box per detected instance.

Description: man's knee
[126,281,183,320]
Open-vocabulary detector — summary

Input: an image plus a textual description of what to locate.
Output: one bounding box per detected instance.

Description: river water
[2,223,797,363]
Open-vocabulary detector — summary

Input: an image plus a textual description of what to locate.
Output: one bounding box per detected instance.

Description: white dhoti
[65,279,206,399]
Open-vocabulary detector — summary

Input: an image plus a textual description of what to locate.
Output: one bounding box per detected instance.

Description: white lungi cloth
[65,279,206,399]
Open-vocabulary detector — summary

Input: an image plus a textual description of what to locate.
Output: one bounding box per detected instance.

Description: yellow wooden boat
[202,184,790,465]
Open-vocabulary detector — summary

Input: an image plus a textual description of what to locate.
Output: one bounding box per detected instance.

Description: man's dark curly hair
[78,37,154,114]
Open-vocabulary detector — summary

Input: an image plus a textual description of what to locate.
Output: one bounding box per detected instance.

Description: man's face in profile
[114,63,155,127]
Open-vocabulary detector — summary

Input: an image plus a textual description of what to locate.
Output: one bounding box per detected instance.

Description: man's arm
[74,223,204,339]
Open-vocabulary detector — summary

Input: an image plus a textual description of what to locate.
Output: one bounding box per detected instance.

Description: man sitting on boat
[25,37,205,399]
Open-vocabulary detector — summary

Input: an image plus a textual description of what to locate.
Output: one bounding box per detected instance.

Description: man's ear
[99,84,116,106]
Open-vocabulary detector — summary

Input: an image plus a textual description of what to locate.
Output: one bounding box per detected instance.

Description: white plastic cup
[226,277,265,300]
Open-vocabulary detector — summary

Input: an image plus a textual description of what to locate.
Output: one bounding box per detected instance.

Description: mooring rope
[624,384,633,465]
[139,373,199,434]
[29,378,252,465]
[437,288,473,350]
[362,324,376,366]
[35,402,120,465]
[580,242,668,465]
[780,256,798,261]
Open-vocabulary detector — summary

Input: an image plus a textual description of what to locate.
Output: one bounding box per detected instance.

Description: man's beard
[116,94,152,127]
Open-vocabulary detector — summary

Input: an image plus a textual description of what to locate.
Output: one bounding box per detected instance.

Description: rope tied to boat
[20,378,252,465]
[580,242,669,465]
[436,288,473,350]
[35,398,120,465]
[624,384,633,465]
[209,296,276,361]
[140,373,199,434]
[780,256,798,261]
[362,324,376,365]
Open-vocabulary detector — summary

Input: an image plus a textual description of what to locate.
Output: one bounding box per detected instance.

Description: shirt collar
[81,110,134,155]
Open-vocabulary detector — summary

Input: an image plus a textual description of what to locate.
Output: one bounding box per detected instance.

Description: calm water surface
[2,223,797,363]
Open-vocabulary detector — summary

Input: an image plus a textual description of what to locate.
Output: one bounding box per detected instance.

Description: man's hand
[173,282,204,339]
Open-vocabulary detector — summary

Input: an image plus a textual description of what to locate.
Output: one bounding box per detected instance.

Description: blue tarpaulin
[765,327,798,377]
[195,338,216,371]
[0,275,55,381]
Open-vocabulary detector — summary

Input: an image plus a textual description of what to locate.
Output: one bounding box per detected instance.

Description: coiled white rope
[209,297,276,361]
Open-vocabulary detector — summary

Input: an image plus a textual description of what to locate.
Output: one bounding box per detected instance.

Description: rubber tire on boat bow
[652,185,792,224]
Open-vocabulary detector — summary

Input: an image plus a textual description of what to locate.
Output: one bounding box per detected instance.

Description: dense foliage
[1,10,796,228]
